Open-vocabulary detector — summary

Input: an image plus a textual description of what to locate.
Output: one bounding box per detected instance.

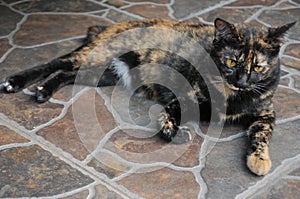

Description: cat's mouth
[227,83,253,92]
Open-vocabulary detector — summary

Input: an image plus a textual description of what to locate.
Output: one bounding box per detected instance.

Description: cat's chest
[226,93,259,115]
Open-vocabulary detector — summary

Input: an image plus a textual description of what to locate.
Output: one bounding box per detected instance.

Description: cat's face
[212,18,295,94]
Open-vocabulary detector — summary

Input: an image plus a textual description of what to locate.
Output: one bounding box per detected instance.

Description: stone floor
[0,0,300,198]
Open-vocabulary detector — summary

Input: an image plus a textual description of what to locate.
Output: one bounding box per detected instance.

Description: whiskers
[252,83,267,96]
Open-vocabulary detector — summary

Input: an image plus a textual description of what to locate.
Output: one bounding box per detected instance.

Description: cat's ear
[214,18,239,41]
[266,22,296,44]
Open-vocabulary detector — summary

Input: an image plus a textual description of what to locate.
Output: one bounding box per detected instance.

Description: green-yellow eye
[226,59,237,68]
[254,65,264,72]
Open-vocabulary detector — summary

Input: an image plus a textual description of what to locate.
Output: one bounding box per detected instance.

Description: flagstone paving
[0,0,299,198]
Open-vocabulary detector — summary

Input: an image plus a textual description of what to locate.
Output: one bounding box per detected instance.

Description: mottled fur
[0,18,295,176]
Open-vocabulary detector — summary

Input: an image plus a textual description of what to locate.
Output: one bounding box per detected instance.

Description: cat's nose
[237,74,249,88]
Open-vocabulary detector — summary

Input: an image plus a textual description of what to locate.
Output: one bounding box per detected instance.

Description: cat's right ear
[214,18,239,42]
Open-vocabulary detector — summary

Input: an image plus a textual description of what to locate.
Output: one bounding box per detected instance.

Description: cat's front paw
[0,76,26,93]
[158,113,192,144]
[247,144,271,176]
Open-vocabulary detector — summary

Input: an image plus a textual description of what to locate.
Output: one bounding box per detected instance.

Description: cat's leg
[0,57,75,93]
[135,84,192,143]
[246,107,275,176]
[158,99,193,144]
[35,70,77,102]
[0,25,108,94]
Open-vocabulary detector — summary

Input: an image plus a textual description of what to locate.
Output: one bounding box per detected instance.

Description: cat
[0,18,295,176]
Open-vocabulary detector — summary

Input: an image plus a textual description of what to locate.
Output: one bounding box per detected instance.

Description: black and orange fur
[0,18,295,176]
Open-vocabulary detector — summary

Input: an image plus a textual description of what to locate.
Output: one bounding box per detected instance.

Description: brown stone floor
[0,0,300,198]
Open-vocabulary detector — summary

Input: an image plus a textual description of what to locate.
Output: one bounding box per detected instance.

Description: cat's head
[212,18,295,93]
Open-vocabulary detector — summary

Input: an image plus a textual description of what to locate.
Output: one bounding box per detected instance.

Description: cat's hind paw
[0,79,22,93]
[247,144,272,176]
[35,86,52,103]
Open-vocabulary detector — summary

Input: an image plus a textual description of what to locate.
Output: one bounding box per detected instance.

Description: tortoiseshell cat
[0,18,295,176]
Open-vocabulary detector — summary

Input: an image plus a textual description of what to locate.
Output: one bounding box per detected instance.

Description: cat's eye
[226,59,237,68]
[253,65,265,73]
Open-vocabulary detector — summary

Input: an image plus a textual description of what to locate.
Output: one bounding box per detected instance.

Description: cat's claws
[247,144,272,176]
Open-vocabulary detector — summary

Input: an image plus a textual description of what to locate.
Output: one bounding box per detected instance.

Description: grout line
[87,0,145,20]
[15,35,85,49]
[33,182,97,199]
[289,0,300,6]
[244,0,288,23]
[120,1,169,9]
[87,185,96,199]
[278,84,300,94]
[282,54,300,62]
[276,114,300,125]
[0,112,135,199]
[28,87,90,133]
[0,141,34,151]
[282,175,300,180]
[179,0,239,21]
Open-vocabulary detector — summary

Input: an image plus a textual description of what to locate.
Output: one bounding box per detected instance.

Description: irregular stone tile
[14,14,111,46]
[201,136,255,199]
[0,145,94,198]
[275,1,298,8]
[52,85,86,102]
[103,0,128,8]
[284,43,300,59]
[227,0,278,6]
[118,167,199,199]
[0,125,29,146]
[0,5,23,36]
[0,38,11,58]
[62,190,89,199]
[292,75,300,90]
[94,184,123,199]
[280,70,289,77]
[88,152,131,179]
[171,0,223,19]
[202,120,300,198]
[126,0,170,3]
[124,4,170,19]
[0,39,82,80]
[0,92,63,130]
[37,89,117,160]
[106,9,138,22]
[260,179,300,199]
[172,134,203,167]
[104,127,198,166]
[270,120,300,167]
[281,56,300,71]
[91,10,107,17]
[13,0,106,13]
[273,87,300,120]
[200,123,244,138]
[293,0,300,4]
[289,167,300,176]
[258,9,300,40]
[100,86,161,128]
[279,77,290,87]
[200,8,259,23]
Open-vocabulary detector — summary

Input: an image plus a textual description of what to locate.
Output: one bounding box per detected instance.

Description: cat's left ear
[266,22,296,44]
[214,18,239,41]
